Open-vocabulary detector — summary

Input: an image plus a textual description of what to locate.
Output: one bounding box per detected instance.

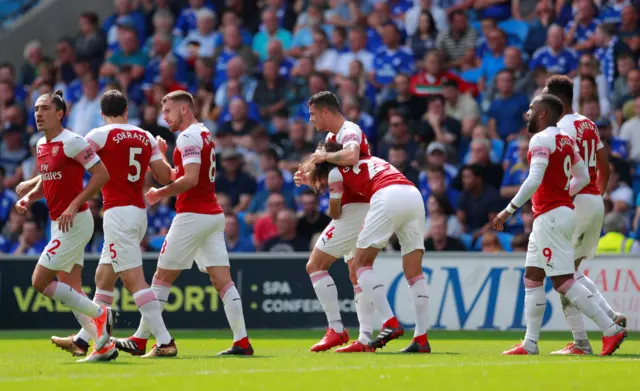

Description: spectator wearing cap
[296,190,331,245]
[214,57,258,110]
[425,142,459,180]
[336,27,374,77]
[225,214,255,253]
[388,145,420,187]
[442,79,480,138]
[75,12,106,73]
[68,74,103,136]
[378,113,418,162]
[597,212,640,254]
[477,28,507,92]
[253,9,293,62]
[173,0,217,38]
[100,22,147,80]
[410,50,477,97]
[406,0,448,37]
[425,214,467,251]
[371,22,414,90]
[216,149,257,213]
[614,70,640,124]
[377,73,426,122]
[0,166,18,230]
[103,0,147,52]
[619,97,640,163]
[263,210,309,252]
[594,23,632,90]
[212,25,257,89]
[176,9,218,59]
[436,10,478,70]
[487,70,529,140]
[572,54,610,115]
[530,25,579,77]
[416,94,462,150]
[214,10,254,50]
[564,0,600,54]
[456,164,504,239]
[281,120,315,172]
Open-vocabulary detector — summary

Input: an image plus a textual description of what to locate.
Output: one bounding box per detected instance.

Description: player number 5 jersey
[528,127,581,218]
[173,123,222,215]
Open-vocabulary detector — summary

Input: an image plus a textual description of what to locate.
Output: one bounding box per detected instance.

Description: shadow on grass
[175,354,275,360]
[374,352,461,356]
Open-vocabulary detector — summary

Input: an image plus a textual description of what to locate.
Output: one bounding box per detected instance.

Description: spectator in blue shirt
[246,169,297,224]
[211,25,258,89]
[266,40,295,80]
[9,219,47,255]
[214,10,254,49]
[256,148,294,192]
[142,34,188,92]
[565,0,600,54]
[176,8,218,59]
[478,28,507,92]
[488,70,530,140]
[100,24,148,81]
[594,23,632,91]
[372,23,414,88]
[253,9,293,61]
[173,0,216,38]
[530,25,579,77]
[0,167,17,230]
[225,214,256,253]
[147,201,175,236]
[103,2,146,52]
[500,137,530,199]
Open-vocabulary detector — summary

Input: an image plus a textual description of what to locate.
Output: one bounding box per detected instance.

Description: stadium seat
[499,19,530,45]
[497,232,514,252]
[148,236,166,251]
[459,233,474,250]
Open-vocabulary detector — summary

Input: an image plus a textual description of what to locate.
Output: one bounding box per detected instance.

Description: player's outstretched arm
[313,144,359,167]
[15,175,41,198]
[595,148,610,196]
[147,163,199,205]
[149,159,173,185]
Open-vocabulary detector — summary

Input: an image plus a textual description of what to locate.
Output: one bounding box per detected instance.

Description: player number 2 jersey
[173,123,222,215]
[36,129,101,221]
[328,156,414,201]
[528,127,581,218]
[557,113,604,196]
[85,124,162,210]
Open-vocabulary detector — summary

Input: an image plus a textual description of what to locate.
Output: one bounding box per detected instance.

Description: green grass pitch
[0,330,638,391]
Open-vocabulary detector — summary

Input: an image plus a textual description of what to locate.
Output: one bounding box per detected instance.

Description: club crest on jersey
[52,146,59,156]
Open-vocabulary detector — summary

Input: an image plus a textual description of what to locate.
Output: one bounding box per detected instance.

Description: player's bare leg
[206,266,253,355]
[32,264,115,353]
[53,264,117,357]
[307,248,349,352]
[336,259,376,353]
[503,267,545,355]
[400,249,431,353]
[553,273,626,356]
[118,268,180,357]
[353,247,403,349]
[553,257,626,355]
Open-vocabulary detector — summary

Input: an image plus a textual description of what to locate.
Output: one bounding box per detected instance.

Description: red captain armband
[74,146,97,166]
[341,133,359,143]
[530,146,550,160]
[181,146,201,159]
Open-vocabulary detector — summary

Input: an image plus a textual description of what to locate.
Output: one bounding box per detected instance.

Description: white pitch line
[1,358,639,383]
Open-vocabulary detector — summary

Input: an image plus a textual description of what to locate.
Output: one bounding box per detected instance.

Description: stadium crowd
[1,0,640,255]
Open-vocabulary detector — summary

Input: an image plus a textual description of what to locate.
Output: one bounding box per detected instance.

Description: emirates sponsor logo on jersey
[42,171,62,181]
[52,146,59,156]
[40,163,48,172]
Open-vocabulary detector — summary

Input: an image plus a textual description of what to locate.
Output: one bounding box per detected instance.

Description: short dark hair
[581,74,596,86]
[100,89,128,117]
[449,9,466,21]
[161,90,194,108]
[312,142,343,185]
[427,94,445,107]
[40,89,67,119]
[462,163,484,178]
[300,188,317,198]
[80,12,99,26]
[261,147,281,162]
[538,94,564,123]
[308,91,340,112]
[598,23,617,37]
[545,75,574,105]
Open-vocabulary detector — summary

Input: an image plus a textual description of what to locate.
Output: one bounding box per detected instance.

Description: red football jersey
[328,156,414,201]
[36,129,101,220]
[325,120,370,205]
[173,123,222,215]
[557,113,604,196]
[85,124,162,211]
[527,127,581,218]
